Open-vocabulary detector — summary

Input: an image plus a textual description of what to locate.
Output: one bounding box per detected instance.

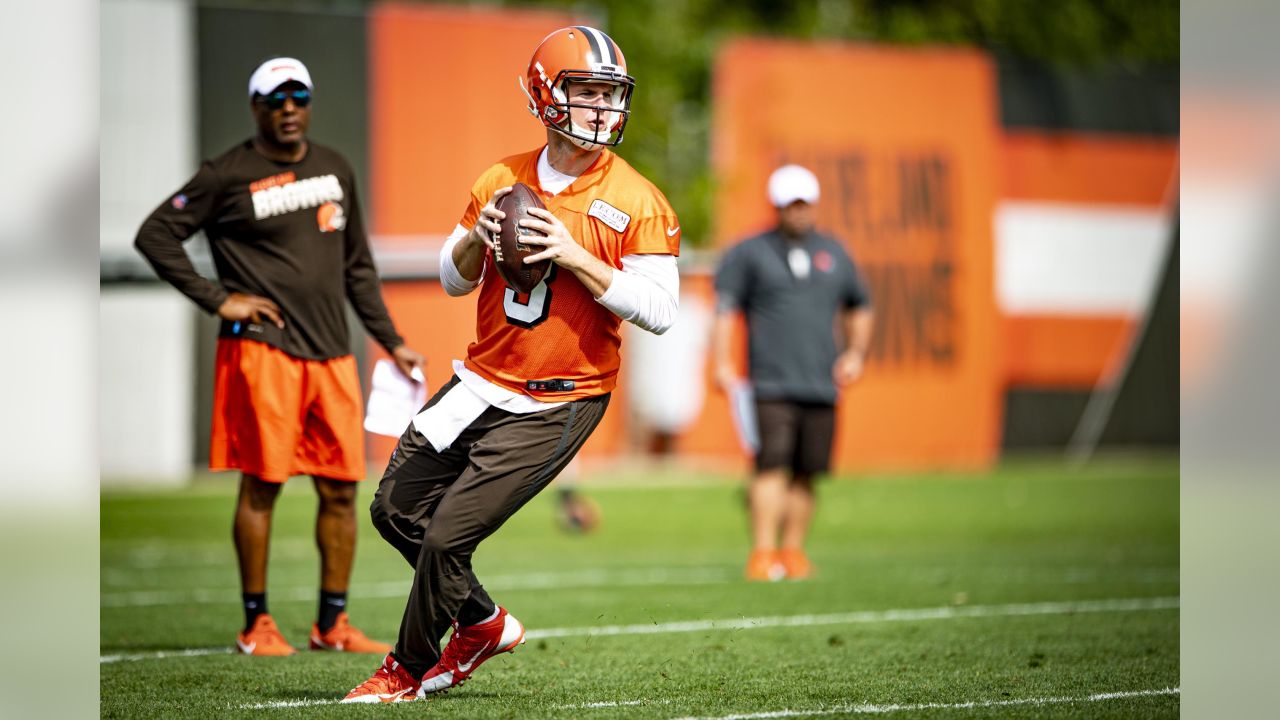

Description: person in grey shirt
[712,164,874,581]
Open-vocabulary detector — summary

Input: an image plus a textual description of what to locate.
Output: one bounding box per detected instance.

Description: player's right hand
[833,350,865,387]
[217,292,285,328]
[471,186,513,248]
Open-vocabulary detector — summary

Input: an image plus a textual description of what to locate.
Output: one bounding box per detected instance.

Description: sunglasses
[256,89,311,110]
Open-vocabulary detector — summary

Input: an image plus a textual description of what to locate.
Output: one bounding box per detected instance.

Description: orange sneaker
[310,612,392,654]
[340,654,420,704]
[745,549,785,581]
[779,547,813,580]
[236,614,296,656]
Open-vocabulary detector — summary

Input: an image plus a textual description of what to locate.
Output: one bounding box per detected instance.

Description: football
[492,183,551,294]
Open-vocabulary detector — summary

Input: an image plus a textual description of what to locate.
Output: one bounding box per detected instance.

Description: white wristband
[440,224,481,297]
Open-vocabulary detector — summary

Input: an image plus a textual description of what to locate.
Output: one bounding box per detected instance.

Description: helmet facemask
[522,66,635,150]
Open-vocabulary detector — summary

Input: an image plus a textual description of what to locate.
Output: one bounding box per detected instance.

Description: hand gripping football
[492,183,551,294]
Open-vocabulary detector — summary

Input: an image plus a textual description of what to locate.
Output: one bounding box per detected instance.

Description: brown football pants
[370,376,609,675]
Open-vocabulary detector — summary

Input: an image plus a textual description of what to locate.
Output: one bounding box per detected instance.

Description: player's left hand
[519,207,591,271]
[833,351,865,387]
[391,345,426,383]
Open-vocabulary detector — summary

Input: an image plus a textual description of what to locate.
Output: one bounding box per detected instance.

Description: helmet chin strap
[553,123,604,151]
[518,76,539,119]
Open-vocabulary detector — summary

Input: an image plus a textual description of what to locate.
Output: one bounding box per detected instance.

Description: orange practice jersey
[458,147,681,400]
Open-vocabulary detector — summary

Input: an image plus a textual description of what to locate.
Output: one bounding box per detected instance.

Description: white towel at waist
[411,359,567,452]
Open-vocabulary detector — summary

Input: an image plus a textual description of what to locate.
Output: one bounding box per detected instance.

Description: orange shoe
[745,549,785,581]
[340,654,420,704]
[236,614,296,656]
[779,547,813,580]
[310,612,392,654]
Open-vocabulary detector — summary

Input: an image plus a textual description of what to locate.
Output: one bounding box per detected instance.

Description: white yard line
[524,596,1179,640]
[99,647,233,663]
[668,687,1179,719]
[101,595,1177,663]
[231,688,1176,713]
[239,698,345,709]
[560,699,672,709]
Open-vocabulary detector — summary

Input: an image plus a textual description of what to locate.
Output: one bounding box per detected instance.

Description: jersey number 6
[503,265,556,329]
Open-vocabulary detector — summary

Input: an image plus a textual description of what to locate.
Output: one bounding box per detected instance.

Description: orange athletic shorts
[210,338,365,483]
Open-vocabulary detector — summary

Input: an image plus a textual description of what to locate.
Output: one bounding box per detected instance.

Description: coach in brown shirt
[135,57,423,656]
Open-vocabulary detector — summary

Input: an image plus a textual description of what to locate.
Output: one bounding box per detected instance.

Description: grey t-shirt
[715,228,870,404]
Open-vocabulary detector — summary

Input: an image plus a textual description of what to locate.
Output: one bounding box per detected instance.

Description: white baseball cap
[768,164,820,207]
[247,57,313,98]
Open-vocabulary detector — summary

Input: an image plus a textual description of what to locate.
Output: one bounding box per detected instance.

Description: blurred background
[100,0,1177,487]
[45,0,1280,717]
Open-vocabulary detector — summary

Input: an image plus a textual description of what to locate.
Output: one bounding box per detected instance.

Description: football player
[342,26,681,703]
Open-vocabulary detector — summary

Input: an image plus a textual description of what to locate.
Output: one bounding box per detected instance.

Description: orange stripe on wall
[1003,314,1136,388]
[1001,133,1177,206]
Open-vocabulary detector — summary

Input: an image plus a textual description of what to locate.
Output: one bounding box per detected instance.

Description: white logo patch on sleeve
[588,199,631,233]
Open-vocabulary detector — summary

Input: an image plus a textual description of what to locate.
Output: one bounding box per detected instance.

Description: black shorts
[754,399,836,476]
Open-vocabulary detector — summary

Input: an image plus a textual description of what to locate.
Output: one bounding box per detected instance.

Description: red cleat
[417,607,526,697]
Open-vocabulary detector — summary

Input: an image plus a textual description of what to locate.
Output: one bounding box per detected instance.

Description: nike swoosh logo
[457,643,490,672]
[383,688,414,703]
[236,638,256,654]
[666,226,680,236]
[422,671,454,693]
[311,633,340,651]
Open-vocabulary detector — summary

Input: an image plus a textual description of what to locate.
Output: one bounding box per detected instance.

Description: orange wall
[1001,132,1177,205]
[710,40,1003,471]
[368,3,578,240]
[1003,315,1136,387]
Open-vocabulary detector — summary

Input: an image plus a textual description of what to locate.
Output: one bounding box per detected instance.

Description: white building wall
[101,0,197,254]
[100,289,196,485]
[101,0,198,484]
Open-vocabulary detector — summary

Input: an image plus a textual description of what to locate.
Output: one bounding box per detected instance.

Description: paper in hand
[728,381,759,453]
[363,359,428,437]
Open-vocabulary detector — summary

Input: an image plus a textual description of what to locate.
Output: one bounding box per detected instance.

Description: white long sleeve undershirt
[440,225,480,297]
[595,253,679,335]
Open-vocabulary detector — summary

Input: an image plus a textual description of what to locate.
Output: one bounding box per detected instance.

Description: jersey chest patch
[587,199,631,233]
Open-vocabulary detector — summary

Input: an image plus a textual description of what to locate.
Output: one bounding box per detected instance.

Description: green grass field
[100,455,1178,719]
